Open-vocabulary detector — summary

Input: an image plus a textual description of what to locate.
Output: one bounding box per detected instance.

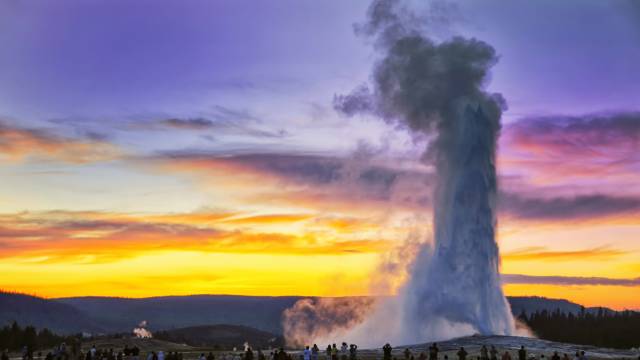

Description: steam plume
[133,320,153,339]
[333,0,513,345]
[282,297,376,347]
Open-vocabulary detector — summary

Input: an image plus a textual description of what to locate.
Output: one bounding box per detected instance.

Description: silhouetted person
[429,344,438,360]
[518,347,526,360]
[311,345,319,360]
[404,349,411,360]
[349,345,357,360]
[490,346,498,360]
[331,345,338,360]
[303,347,311,360]
[277,348,288,360]
[383,344,392,360]
[340,343,348,360]
[578,352,586,360]
[456,348,467,360]
[246,348,254,360]
[480,346,488,360]
[551,353,559,360]
[326,346,331,360]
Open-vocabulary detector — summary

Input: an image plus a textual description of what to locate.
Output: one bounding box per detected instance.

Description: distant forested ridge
[3,290,639,350]
[0,321,80,351]
[518,307,640,349]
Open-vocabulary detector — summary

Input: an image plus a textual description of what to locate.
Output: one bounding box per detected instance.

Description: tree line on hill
[0,321,79,352]
[3,308,640,352]
[519,307,640,349]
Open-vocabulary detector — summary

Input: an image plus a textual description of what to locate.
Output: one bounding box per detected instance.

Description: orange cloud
[222,213,314,225]
[0,210,393,264]
[146,152,434,215]
[502,246,625,261]
[0,122,121,163]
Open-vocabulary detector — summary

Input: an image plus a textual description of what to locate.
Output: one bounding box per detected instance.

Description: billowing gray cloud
[334,26,505,168]
[502,274,640,287]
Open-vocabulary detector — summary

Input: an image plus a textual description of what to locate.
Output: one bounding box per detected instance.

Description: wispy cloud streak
[0,121,121,163]
[502,274,640,287]
[0,211,392,263]
[502,246,625,261]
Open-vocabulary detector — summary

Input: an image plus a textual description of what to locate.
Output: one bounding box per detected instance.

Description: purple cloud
[499,192,640,221]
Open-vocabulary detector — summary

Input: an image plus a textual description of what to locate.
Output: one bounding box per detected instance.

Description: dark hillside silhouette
[0,291,102,334]
[519,308,640,349]
[0,321,79,351]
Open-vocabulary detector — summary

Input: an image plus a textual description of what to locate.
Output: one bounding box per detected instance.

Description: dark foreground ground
[8,335,639,360]
[380,335,639,360]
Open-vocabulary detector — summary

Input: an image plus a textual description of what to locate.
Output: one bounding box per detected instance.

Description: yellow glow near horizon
[0,207,638,310]
[504,284,640,311]
[0,251,379,299]
[2,250,638,310]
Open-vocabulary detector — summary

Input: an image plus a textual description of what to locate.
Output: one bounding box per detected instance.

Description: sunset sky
[0,0,638,310]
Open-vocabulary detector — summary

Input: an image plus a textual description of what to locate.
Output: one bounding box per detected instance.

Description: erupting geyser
[400,104,514,340]
[332,0,515,344]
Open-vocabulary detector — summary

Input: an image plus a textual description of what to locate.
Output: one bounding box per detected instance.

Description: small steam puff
[283,0,519,347]
[133,320,153,339]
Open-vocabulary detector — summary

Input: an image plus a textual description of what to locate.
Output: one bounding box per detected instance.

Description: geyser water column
[401,104,514,340]
[334,0,515,342]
